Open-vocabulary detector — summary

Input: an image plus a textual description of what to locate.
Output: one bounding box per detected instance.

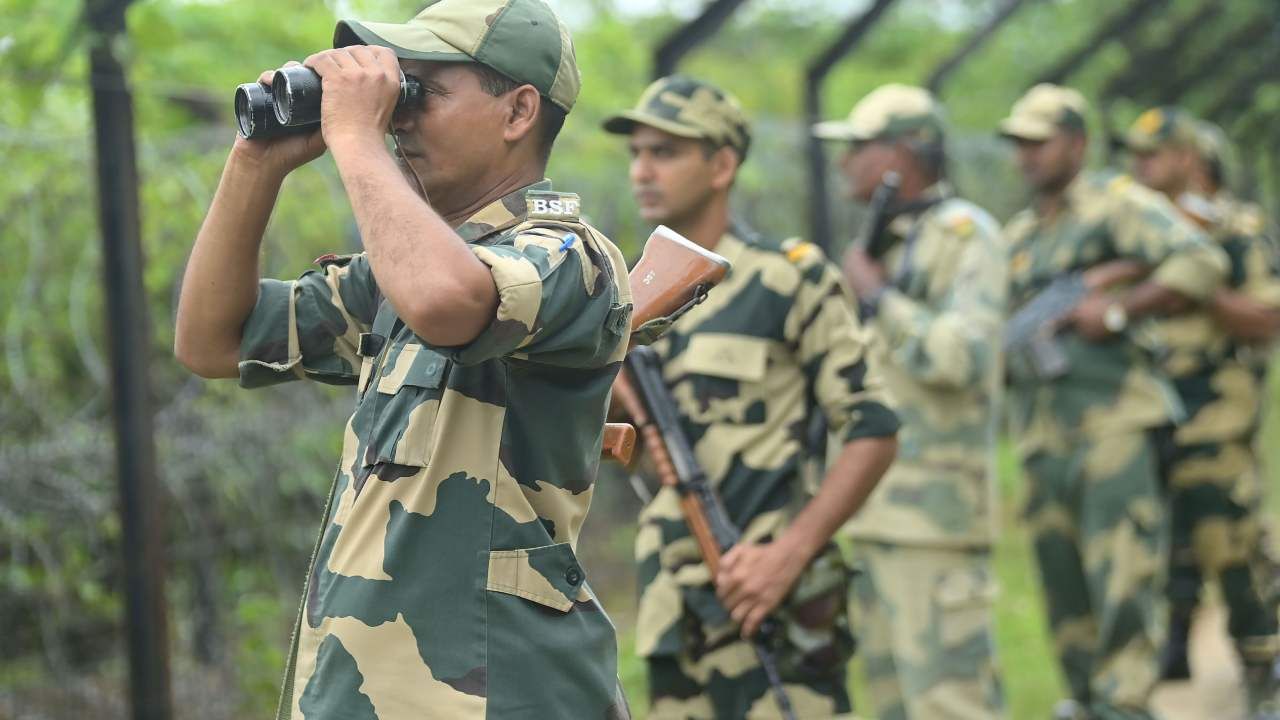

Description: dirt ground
[1152,603,1247,720]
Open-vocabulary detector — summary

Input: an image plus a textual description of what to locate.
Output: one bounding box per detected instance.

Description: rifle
[854,171,901,260]
[1004,259,1148,379]
[600,225,731,464]
[612,345,799,720]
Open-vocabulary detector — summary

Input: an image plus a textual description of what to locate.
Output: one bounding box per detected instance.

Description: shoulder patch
[1107,175,1135,195]
[1231,209,1264,237]
[526,191,582,222]
[948,213,975,238]
[314,252,357,268]
[782,238,818,264]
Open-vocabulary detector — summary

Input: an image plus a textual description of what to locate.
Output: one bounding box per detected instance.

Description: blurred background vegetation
[1,0,1278,717]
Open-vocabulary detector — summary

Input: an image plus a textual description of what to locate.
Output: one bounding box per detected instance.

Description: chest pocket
[679,334,769,425]
[364,342,447,468]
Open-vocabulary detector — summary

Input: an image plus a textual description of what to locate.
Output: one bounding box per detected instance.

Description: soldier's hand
[231,63,327,175]
[304,46,402,149]
[1069,291,1114,340]
[716,541,805,639]
[842,247,887,300]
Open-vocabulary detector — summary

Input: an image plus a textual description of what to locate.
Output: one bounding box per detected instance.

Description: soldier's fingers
[257,70,275,86]
[715,573,739,603]
[343,45,376,68]
[719,546,741,571]
[742,607,768,639]
[304,50,345,75]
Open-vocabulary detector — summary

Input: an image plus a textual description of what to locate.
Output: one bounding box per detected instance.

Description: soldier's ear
[708,145,740,191]
[502,84,542,145]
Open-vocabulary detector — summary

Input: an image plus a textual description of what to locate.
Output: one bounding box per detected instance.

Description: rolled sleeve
[237,254,378,388]
[1108,184,1226,301]
[875,222,1007,389]
[789,258,899,444]
[444,231,627,368]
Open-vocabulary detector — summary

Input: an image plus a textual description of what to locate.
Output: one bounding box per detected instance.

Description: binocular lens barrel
[271,66,324,127]
[234,82,288,140]
[233,66,424,140]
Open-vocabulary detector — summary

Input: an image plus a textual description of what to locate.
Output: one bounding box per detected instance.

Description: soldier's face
[1013,132,1085,193]
[1130,146,1191,196]
[627,125,727,224]
[839,140,899,202]
[389,61,512,208]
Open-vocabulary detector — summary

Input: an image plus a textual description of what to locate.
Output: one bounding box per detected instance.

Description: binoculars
[234,66,424,139]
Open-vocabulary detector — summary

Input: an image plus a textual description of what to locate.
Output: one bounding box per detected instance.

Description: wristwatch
[1103,302,1129,334]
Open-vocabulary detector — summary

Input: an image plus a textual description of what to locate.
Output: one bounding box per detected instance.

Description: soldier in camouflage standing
[813,84,1007,720]
[175,2,635,718]
[603,75,900,719]
[997,85,1228,720]
[1124,107,1280,716]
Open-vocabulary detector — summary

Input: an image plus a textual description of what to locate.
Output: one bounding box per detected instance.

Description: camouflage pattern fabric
[1154,192,1280,706]
[602,75,751,158]
[844,183,1006,549]
[239,180,634,720]
[841,183,1006,719]
[334,0,582,112]
[634,222,899,718]
[1004,171,1227,718]
[1023,431,1165,720]
[851,542,1003,720]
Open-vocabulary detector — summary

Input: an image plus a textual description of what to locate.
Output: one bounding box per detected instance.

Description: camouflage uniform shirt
[635,222,899,658]
[1156,193,1280,444]
[1003,171,1227,452]
[238,181,634,720]
[844,184,1007,548]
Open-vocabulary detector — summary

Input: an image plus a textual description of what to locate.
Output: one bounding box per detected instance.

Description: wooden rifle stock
[627,225,731,340]
[600,225,730,462]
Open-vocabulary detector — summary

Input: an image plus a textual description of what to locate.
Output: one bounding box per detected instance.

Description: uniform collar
[886,181,953,235]
[455,179,554,243]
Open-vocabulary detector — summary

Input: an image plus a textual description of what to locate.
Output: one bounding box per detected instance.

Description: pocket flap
[486,543,589,612]
[682,334,768,382]
[377,344,447,394]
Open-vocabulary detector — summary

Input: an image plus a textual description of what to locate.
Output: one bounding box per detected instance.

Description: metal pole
[1032,0,1168,87]
[804,0,900,253]
[927,0,1035,95]
[652,0,751,79]
[1098,0,1221,102]
[85,0,172,718]
[1146,17,1275,103]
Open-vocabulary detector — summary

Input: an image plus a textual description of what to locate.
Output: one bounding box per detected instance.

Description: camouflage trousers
[850,541,1004,720]
[1022,430,1167,720]
[1156,429,1280,701]
[646,578,854,719]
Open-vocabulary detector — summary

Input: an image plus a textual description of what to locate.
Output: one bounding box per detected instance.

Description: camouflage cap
[1123,106,1200,153]
[334,0,581,112]
[998,83,1089,141]
[1194,119,1232,186]
[601,76,752,158]
[812,84,946,144]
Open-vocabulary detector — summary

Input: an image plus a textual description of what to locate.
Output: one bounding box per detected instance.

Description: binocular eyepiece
[235,66,424,140]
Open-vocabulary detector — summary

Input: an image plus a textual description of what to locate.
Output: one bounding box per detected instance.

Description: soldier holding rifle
[175,1,641,717]
[1124,107,1280,717]
[604,76,899,719]
[998,84,1227,720]
[815,84,1007,720]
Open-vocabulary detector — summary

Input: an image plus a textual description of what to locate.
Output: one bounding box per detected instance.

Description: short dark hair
[468,64,564,163]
